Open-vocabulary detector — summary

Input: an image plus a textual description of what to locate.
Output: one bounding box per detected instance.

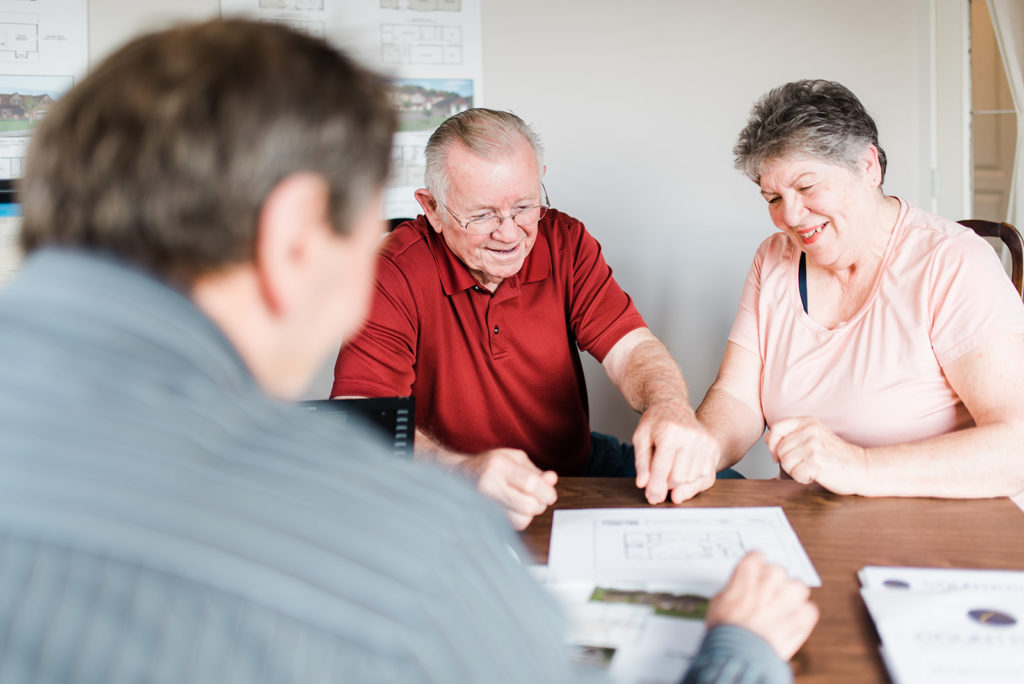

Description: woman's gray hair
[733,79,887,185]
[424,108,544,207]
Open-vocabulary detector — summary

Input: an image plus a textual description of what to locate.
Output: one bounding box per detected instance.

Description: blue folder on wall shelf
[300,397,415,459]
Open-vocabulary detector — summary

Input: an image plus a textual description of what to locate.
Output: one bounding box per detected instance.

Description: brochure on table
[860,566,1024,684]
[541,506,819,684]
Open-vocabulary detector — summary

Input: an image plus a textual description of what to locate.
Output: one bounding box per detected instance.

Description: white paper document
[860,567,1024,684]
[544,578,708,684]
[860,566,1024,593]
[548,507,820,591]
[540,507,818,684]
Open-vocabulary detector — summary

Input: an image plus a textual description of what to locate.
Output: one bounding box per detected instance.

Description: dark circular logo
[967,609,1017,627]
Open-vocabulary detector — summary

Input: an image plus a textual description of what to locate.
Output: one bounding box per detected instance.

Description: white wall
[87,0,939,477]
[482,0,934,477]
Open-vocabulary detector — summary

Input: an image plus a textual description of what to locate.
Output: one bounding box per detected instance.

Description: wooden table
[520,478,1024,683]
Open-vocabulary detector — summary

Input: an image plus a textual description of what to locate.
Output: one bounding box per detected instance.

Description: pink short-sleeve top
[728,199,1024,447]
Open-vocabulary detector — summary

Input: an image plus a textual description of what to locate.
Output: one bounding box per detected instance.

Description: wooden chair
[387,217,413,232]
[958,219,1024,300]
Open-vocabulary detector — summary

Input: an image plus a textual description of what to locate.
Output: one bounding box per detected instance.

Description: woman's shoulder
[894,200,1006,281]
[750,231,795,267]
[898,202,977,251]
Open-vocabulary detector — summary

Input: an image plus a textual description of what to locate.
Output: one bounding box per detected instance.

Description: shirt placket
[485,276,521,360]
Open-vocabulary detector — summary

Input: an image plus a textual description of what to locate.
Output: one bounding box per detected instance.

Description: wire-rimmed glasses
[440,184,550,235]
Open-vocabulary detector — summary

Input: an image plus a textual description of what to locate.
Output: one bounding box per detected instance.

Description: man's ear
[414,188,445,234]
[255,172,330,317]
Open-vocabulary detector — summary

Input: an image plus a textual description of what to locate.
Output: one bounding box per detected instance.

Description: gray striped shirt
[0,248,788,684]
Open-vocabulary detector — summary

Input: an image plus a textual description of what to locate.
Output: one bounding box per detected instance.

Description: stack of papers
[540,507,819,684]
[860,566,1024,683]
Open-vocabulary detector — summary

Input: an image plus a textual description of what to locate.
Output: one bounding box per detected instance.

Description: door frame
[931,0,972,219]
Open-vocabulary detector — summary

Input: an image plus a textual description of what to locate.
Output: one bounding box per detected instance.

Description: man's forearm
[605,329,691,414]
[414,428,471,468]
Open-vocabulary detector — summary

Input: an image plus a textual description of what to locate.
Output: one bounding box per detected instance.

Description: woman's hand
[766,417,869,495]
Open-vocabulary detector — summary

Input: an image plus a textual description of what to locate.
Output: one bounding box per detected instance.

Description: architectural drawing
[622,530,746,563]
[380,0,461,11]
[0,13,38,62]
[381,23,461,65]
[549,507,820,589]
[269,18,325,39]
[220,0,481,220]
[259,0,324,10]
[595,515,782,575]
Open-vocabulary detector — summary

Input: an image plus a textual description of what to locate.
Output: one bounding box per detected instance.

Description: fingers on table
[636,424,715,504]
[633,424,654,490]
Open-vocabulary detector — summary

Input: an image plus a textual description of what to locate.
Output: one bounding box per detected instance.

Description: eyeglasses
[440,185,550,235]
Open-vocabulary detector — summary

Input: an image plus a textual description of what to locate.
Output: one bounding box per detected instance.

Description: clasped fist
[766,417,868,495]
[463,448,558,530]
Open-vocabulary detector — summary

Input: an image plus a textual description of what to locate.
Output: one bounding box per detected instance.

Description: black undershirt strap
[798,252,808,313]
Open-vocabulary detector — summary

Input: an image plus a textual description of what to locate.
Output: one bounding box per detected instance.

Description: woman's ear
[862,145,883,187]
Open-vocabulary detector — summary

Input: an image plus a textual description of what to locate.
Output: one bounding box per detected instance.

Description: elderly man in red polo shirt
[333,108,724,529]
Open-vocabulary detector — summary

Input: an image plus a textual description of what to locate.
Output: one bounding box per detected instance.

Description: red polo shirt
[332,210,646,474]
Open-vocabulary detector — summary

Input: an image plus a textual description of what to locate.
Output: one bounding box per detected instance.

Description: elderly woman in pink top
[690,79,1024,499]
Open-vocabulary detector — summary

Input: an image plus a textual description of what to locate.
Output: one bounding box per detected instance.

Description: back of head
[19,19,396,285]
[423,108,543,205]
[733,79,887,185]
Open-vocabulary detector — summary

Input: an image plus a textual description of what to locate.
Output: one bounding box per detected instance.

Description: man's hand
[634,402,721,505]
[766,417,867,495]
[461,448,558,530]
[706,551,819,661]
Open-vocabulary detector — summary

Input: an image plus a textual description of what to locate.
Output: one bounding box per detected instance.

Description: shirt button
[493,326,499,334]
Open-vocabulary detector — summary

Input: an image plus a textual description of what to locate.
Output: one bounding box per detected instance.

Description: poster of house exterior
[220,0,483,219]
[0,0,87,289]
[0,0,88,179]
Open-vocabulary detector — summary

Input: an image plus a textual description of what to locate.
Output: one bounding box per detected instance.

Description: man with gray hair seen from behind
[334,108,732,528]
[0,19,815,683]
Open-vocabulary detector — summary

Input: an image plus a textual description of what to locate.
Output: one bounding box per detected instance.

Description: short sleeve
[332,256,418,398]
[566,221,646,362]
[927,232,1024,366]
[727,239,772,358]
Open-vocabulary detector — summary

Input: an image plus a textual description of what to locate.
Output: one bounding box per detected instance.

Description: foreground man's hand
[462,448,558,530]
[706,551,819,660]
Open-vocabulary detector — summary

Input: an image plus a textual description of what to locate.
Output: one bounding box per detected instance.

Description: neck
[472,271,503,292]
[190,266,304,400]
[827,194,900,280]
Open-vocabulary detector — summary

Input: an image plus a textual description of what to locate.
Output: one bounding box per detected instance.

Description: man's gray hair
[733,79,887,185]
[424,108,544,207]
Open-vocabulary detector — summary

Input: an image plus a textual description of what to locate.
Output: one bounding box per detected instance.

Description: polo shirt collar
[429,218,552,296]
